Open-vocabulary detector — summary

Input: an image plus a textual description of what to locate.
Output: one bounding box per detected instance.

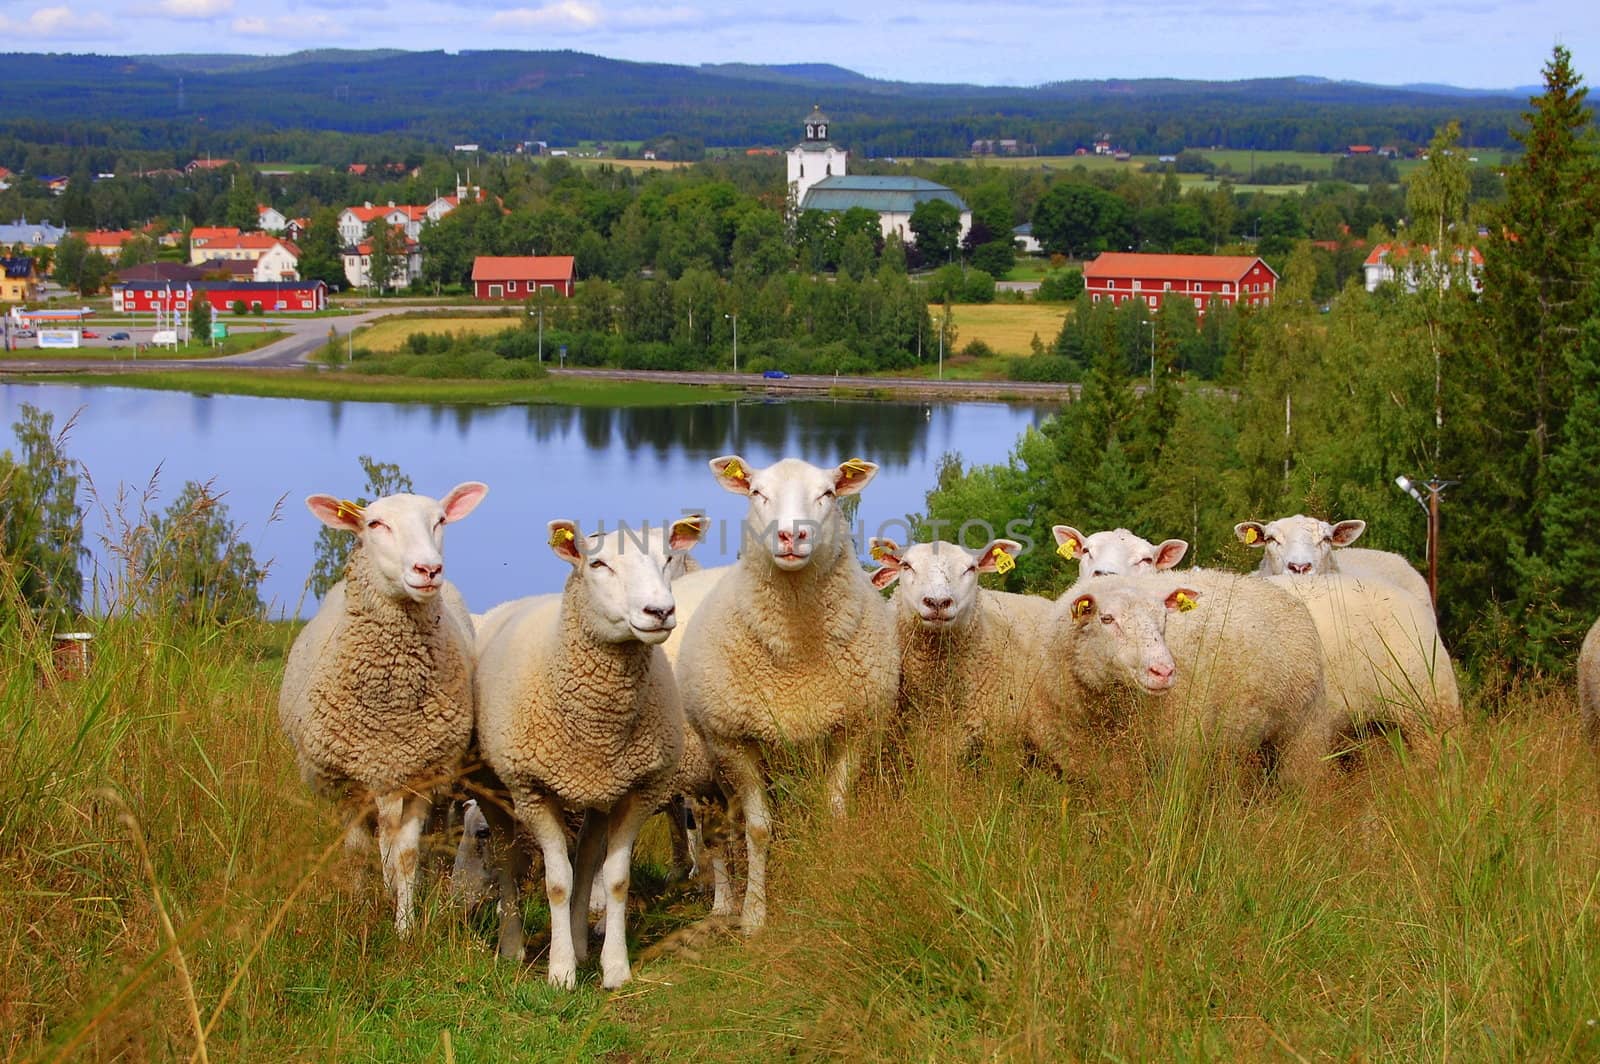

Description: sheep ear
[834,457,877,496]
[441,482,488,524]
[1330,520,1366,547]
[1235,522,1266,548]
[1153,539,1188,569]
[1069,593,1096,622]
[710,455,752,495]
[870,560,902,590]
[1053,525,1086,561]
[1165,588,1201,613]
[307,494,363,532]
[868,536,901,563]
[669,514,709,552]
[976,539,1023,574]
[548,520,583,565]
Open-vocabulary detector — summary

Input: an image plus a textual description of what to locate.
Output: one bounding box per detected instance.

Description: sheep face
[1234,514,1365,576]
[1053,525,1188,577]
[869,537,1021,629]
[306,483,488,603]
[549,517,707,645]
[711,455,876,572]
[1065,581,1199,694]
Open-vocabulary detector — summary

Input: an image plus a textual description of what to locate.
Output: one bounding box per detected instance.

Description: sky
[0,0,1593,91]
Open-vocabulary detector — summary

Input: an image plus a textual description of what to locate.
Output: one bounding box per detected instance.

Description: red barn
[1082,252,1278,314]
[472,256,575,300]
[111,279,328,314]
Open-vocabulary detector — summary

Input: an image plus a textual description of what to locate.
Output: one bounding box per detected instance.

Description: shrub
[1038,268,1086,302]
[232,299,248,316]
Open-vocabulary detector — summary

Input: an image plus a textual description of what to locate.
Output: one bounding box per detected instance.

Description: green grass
[2,331,287,362]
[26,369,739,406]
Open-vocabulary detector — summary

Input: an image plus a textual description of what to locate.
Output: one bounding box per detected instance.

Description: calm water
[1,383,1052,617]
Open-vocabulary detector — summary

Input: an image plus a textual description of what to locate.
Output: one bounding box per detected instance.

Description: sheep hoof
[547,963,577,989]
[602,961,631,989]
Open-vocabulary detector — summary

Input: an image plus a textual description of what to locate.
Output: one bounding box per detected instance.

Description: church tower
[786,104,848,211]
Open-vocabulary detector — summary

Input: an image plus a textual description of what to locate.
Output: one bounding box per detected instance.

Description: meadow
[939,302,1068,357]
[353,316,522,354]
[7,510,1600,1060]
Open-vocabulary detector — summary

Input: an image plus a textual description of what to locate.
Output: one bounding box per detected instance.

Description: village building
[1362,243,1485,293]
[258,205,287,233]
[0,219,66,248]
[111,279,327,314]
[2,256,40,303]
[471,256,576,300]
[788,106,971,244]
[1083,252,1279,313]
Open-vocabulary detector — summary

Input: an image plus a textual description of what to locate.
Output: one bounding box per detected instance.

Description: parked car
[81,330,99,338]
[108,331,130,340]
[762,369,790,379]
[15,328,35,338]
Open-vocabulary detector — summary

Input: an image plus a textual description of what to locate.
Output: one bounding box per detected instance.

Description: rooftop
[1084,252,1275,282]
[800,175,967,215]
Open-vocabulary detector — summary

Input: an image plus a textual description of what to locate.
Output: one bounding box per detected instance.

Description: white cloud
[0,5,113,38]
[158,0,234,17]
[488,1,603,31]
[230,13,348,39]
[230,15,268,34]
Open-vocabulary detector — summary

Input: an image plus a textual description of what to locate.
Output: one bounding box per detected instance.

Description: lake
[1,383,1054,617]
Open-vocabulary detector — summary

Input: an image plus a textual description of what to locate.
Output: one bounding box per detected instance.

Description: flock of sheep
[275,455,1599,990]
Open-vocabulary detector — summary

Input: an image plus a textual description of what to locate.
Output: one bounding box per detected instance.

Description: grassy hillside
[7,541,1600,1059]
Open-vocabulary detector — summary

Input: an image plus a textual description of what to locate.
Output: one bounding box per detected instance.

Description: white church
[787,106,971,246]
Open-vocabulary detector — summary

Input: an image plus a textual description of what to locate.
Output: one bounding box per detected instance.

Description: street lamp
[1140,317,1156,388]
[1394,474,1457,609]
[530,298,544,363]
[725,312,738,374]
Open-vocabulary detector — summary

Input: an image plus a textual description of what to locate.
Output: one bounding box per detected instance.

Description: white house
[1363,242,1485,294]
[252,241,301,282]
[257,205,287,233]
[342,227,421,290]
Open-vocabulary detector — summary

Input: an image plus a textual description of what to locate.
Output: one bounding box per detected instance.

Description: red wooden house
[111,279,328,314]
[471,256,576,300]
[1082,252,1278,314]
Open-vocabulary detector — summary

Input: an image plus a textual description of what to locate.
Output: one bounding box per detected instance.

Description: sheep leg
[568,809,608,966]
[598,794,649,988]
[524,801,578,988]
[1276,724,1331,792]
[479,795,527,963]
[667,795,693,880]
[375,790,430,938]
[722,742,771,933]
[823,735,860,819]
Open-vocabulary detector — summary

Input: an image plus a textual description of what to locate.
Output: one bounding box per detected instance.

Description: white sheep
[278,482,488,936]
[1051,525,1189,577]
[474,516,706,988]
[449,798,494,908]
[1580,618,1600,745]
[674,455,900,932]
[1266,571,1462,764]
[868,536,1053,758]
[1035,570,1332,786]
[1235,514,1432,606]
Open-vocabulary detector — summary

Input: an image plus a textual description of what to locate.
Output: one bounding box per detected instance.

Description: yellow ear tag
[724,459,745,481]
[1057,539,1078,560]
[1245,527,1259,545]
[1072,597,1093,619]
[1175,591,1197,613]
[993,548,1016,575]
[549,527,575,548]
[671,516,705,539]
[870,543,891,562]
[335,499,364,521]
[841,457,873,475]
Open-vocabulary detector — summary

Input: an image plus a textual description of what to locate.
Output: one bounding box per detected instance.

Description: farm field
[936,301,1068,356]
[7,598,1600,1061]
[355,315,521,352]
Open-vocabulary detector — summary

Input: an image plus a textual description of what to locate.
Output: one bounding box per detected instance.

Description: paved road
[1,305,1080,401]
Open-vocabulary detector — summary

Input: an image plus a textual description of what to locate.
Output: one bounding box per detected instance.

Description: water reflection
[2,384,1051,617]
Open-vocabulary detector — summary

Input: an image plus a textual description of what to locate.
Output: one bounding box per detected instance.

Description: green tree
[135,481,264,625]
[307,456,415,599]
[50,233,87,291]
[365,220,408,293]
[0,404,84,622]
[225,173,259,231]
[189,297,213,344]
[1032,182,1131,258]
[909,199,961,264]
[76,252,111,296]
[298,208,346,289]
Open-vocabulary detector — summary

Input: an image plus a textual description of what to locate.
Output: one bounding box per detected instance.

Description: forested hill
[1,49,1531,156]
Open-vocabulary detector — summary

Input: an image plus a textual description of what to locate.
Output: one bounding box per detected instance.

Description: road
[1,305,1080,401]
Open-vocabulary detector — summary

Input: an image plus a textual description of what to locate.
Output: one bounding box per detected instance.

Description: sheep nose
[413,561,442,580]
[923,596,954,612]
[1287,562,1312,574]
[1148,662,1175,684]
[643,604,675,624]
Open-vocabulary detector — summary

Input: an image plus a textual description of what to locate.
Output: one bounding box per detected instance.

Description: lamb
[1266,571,1461,764]
[868,536,1054,758]
[1034,570,1331,786]
[1235,514,1432,607]
[1051,525,1188,577]
[278,482,488,936]
[474,516,706,988]
[1580,618,1600,745]
[674,455,900,932]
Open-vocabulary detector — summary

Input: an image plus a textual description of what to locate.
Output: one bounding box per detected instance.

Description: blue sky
[0,0,1592,90]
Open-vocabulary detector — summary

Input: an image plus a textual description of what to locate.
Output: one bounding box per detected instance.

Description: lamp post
[530,298,544,363]
[725,312,738,374]
[1394,474,1456,609]
[1140,317,1156,388]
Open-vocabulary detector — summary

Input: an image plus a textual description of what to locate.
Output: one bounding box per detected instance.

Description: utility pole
[1395,475,1458,609]
[725,312,738,374]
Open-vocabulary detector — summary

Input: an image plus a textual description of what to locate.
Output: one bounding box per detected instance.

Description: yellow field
[355,315,520,352]
[936,302,1067,356]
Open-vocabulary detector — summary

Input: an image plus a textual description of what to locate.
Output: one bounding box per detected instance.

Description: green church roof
[799,175,968,215]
